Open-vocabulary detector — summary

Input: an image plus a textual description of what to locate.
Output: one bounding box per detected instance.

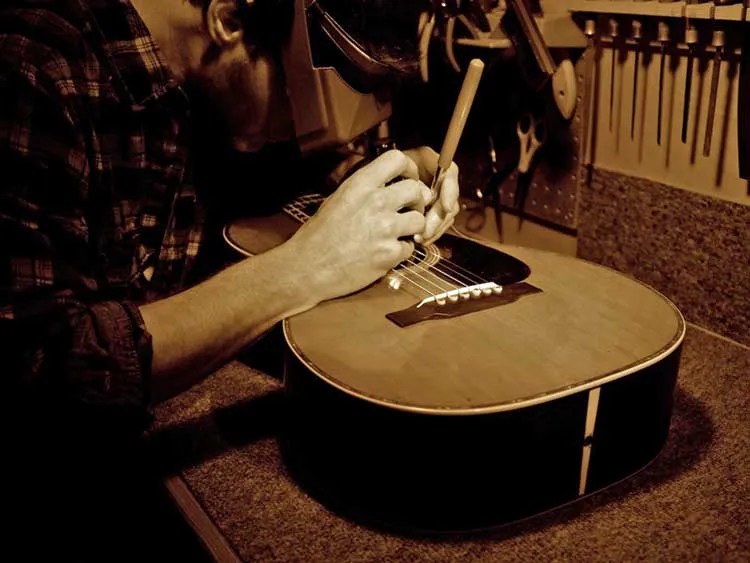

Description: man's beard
[183,58,267,152]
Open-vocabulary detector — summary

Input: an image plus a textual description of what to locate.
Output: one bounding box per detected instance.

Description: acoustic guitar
[224,194,685,532]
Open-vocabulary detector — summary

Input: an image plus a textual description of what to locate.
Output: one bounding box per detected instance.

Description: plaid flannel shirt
[0,0,204,433]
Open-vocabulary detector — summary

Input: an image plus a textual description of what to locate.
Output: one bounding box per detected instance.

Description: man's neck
[128,0,205,82]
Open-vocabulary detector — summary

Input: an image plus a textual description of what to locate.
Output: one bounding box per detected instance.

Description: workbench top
[151,324,749,562]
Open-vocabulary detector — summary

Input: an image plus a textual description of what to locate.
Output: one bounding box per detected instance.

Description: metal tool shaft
[681,24,699,144]
[703,30,725,157]
[608,19,619,132]
[581,19,596,167]
[630,20,642,140]
[657,21,670,145]
[681,51,694,143]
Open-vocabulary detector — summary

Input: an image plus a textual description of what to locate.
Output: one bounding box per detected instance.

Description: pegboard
[440,2,593,234]
[488,50,591,232]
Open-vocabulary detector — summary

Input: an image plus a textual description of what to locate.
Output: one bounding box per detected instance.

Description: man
[0,0,459,557]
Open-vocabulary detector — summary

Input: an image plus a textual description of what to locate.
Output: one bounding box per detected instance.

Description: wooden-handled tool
[703,28,725,157]
[608,18,620,132]
[501,0,576,120]
[630,19,643,140]
[430,58,485,195]
[681,22,699,144]
[657,21,670,145]
[581,19,597,167]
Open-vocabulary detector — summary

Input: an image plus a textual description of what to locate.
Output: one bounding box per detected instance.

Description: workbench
[151,324,749,562]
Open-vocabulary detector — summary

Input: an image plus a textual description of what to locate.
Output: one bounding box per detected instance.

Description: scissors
[515,112,547,225]
[516,112,547,174]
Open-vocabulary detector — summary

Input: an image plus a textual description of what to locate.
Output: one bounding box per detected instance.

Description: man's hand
[404,146,460,245]
[288,150,432,303]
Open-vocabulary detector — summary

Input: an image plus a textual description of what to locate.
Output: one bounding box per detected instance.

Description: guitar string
[413,247,487,283]
[399,259,454,293]
[389,268,438,297]
[403,257,465,292]
[398,244,494,300]
[396,257,493,303]
[408,246,494,291]
[400,254,498,302]
[412,248,487,286]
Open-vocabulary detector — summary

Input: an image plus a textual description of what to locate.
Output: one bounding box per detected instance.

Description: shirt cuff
[68,301,154,433]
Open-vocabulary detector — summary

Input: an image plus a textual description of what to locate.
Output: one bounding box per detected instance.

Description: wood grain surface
[226,218,685,413]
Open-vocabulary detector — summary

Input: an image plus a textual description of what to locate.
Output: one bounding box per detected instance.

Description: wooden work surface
[151,324,749,563]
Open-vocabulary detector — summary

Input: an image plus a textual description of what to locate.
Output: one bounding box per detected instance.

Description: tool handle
[584,19,596,38]
[609,18,619,38]
[505,0,555,76]
[685,24,699,45]
[632,20,643,40]
[658,21,670,42]
[710,29,725,48]
[437,59,484,171]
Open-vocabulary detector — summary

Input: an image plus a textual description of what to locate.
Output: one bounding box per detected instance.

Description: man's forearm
[140,241,316,402]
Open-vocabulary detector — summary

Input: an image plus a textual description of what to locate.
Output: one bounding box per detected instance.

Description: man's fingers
[394,210,426,238]
[385,178,431,211]
[397,239,416,263]
[439,162,460,211]
[350,150,419,188]
[403,146,439,183]
[416,199,460,244]
[421,204,445,243]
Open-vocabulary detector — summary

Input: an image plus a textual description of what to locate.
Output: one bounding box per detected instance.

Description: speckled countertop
[151,325,749,562]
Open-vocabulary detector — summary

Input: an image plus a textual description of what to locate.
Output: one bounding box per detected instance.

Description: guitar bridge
[385,282,542,327]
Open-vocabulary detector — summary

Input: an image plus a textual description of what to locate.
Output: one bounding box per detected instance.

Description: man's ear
[206,0,246,47]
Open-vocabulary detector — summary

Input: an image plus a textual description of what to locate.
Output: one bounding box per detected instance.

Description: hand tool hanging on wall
[657,0,681,146]
[657,20,670,145]
[515,112,547,225]
[502,0,577,120]
[681,20,699,144]
[702,28,725,157]
[739,0,750,179]
[581,19,597,167]
[630,19,643,140]
[703,0,742,156]
[608,18,620,132]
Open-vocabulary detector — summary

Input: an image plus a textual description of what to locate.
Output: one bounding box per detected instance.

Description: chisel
[658,0,679,145]
[657,21,670,145]
[608,18,619,132]
[681,21,699,144]
[581,19,597,166]
[630,19,643,140]
[703,29,725,157]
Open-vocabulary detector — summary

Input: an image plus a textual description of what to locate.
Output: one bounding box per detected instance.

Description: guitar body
[224,197,685,532]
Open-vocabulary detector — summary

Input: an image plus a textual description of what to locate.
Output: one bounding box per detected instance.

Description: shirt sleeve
[0,54,153,437]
